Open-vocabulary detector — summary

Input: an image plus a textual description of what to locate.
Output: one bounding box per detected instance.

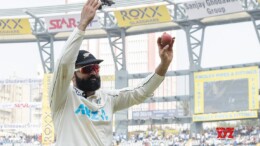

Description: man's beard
[75,74,101,92]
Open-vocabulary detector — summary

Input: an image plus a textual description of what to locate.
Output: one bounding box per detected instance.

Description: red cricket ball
[161,32,172,47]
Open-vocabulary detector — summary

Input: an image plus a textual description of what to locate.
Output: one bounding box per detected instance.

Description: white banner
[0,102,41,109]
[0,124,40,129]
[0,79,41,84]
[44,14,101,33]
[182,0,243,20]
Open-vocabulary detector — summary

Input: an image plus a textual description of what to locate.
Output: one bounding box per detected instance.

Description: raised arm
[112,35,175,112]
[155,36,175,76]
[78,0,101,31]
[49,0,101,114]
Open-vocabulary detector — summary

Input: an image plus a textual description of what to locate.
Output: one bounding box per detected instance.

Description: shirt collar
[73,86,99,99]
[73,86,86,97]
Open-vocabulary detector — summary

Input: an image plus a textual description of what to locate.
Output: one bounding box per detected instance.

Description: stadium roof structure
[0,0,259,43]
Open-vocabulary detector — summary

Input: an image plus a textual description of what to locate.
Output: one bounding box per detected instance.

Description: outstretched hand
[157,37,175,67]
[78,0,101,31]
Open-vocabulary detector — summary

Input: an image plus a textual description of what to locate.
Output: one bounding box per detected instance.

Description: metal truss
[104,13,129,137]
[169,2,205,70]
[107,29,127,71]
[36,35,54,73]
[248,10,260,46]
[241,0,259,10]
[24,10,46,34]
[172,2,188,21]
[180,21,205,70]
[99,11,117,29]
[171,2,206,132]
[242,0,260,46]
[102,10,127,71]
[25,10,54,73]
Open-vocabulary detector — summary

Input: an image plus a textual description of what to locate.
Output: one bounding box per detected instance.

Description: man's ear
[72,73,76,84]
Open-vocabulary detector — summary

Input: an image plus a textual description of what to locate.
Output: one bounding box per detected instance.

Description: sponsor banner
[194,66,259,114]
[101,75,115,81]
[114,5,171,27]
[0,102,41,109]
[44,14,100,33]
[0,78,42,84]
[0,124,40,130]
[42,74,55,145]
[0,18,31,35]
[193,110,258,122]
[132,109,183,120]
[182,0,243,20]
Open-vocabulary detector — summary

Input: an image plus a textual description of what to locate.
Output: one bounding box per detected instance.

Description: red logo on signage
[216,127,234,139]
[49,18,77,30]
[15,103,29,108]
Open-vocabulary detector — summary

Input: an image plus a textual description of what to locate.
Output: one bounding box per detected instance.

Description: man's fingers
[91,0,99,6]
[171,37,175,45]
[86,0,91,5]
[157,37,164,49]
[162,45,169,52]
[88,0,95,6]
[157,37,161,45]
[87,0,94,6]
[169,37,175,49]
[94,0,102,10]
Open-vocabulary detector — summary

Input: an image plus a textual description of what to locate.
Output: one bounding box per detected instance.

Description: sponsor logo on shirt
[75,104,108,121]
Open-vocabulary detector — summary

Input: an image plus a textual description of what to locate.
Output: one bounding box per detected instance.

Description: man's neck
[74,86,96,98]
[85,91,95,98]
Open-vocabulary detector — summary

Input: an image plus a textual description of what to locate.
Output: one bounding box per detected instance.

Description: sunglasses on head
[75,64,100,74]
